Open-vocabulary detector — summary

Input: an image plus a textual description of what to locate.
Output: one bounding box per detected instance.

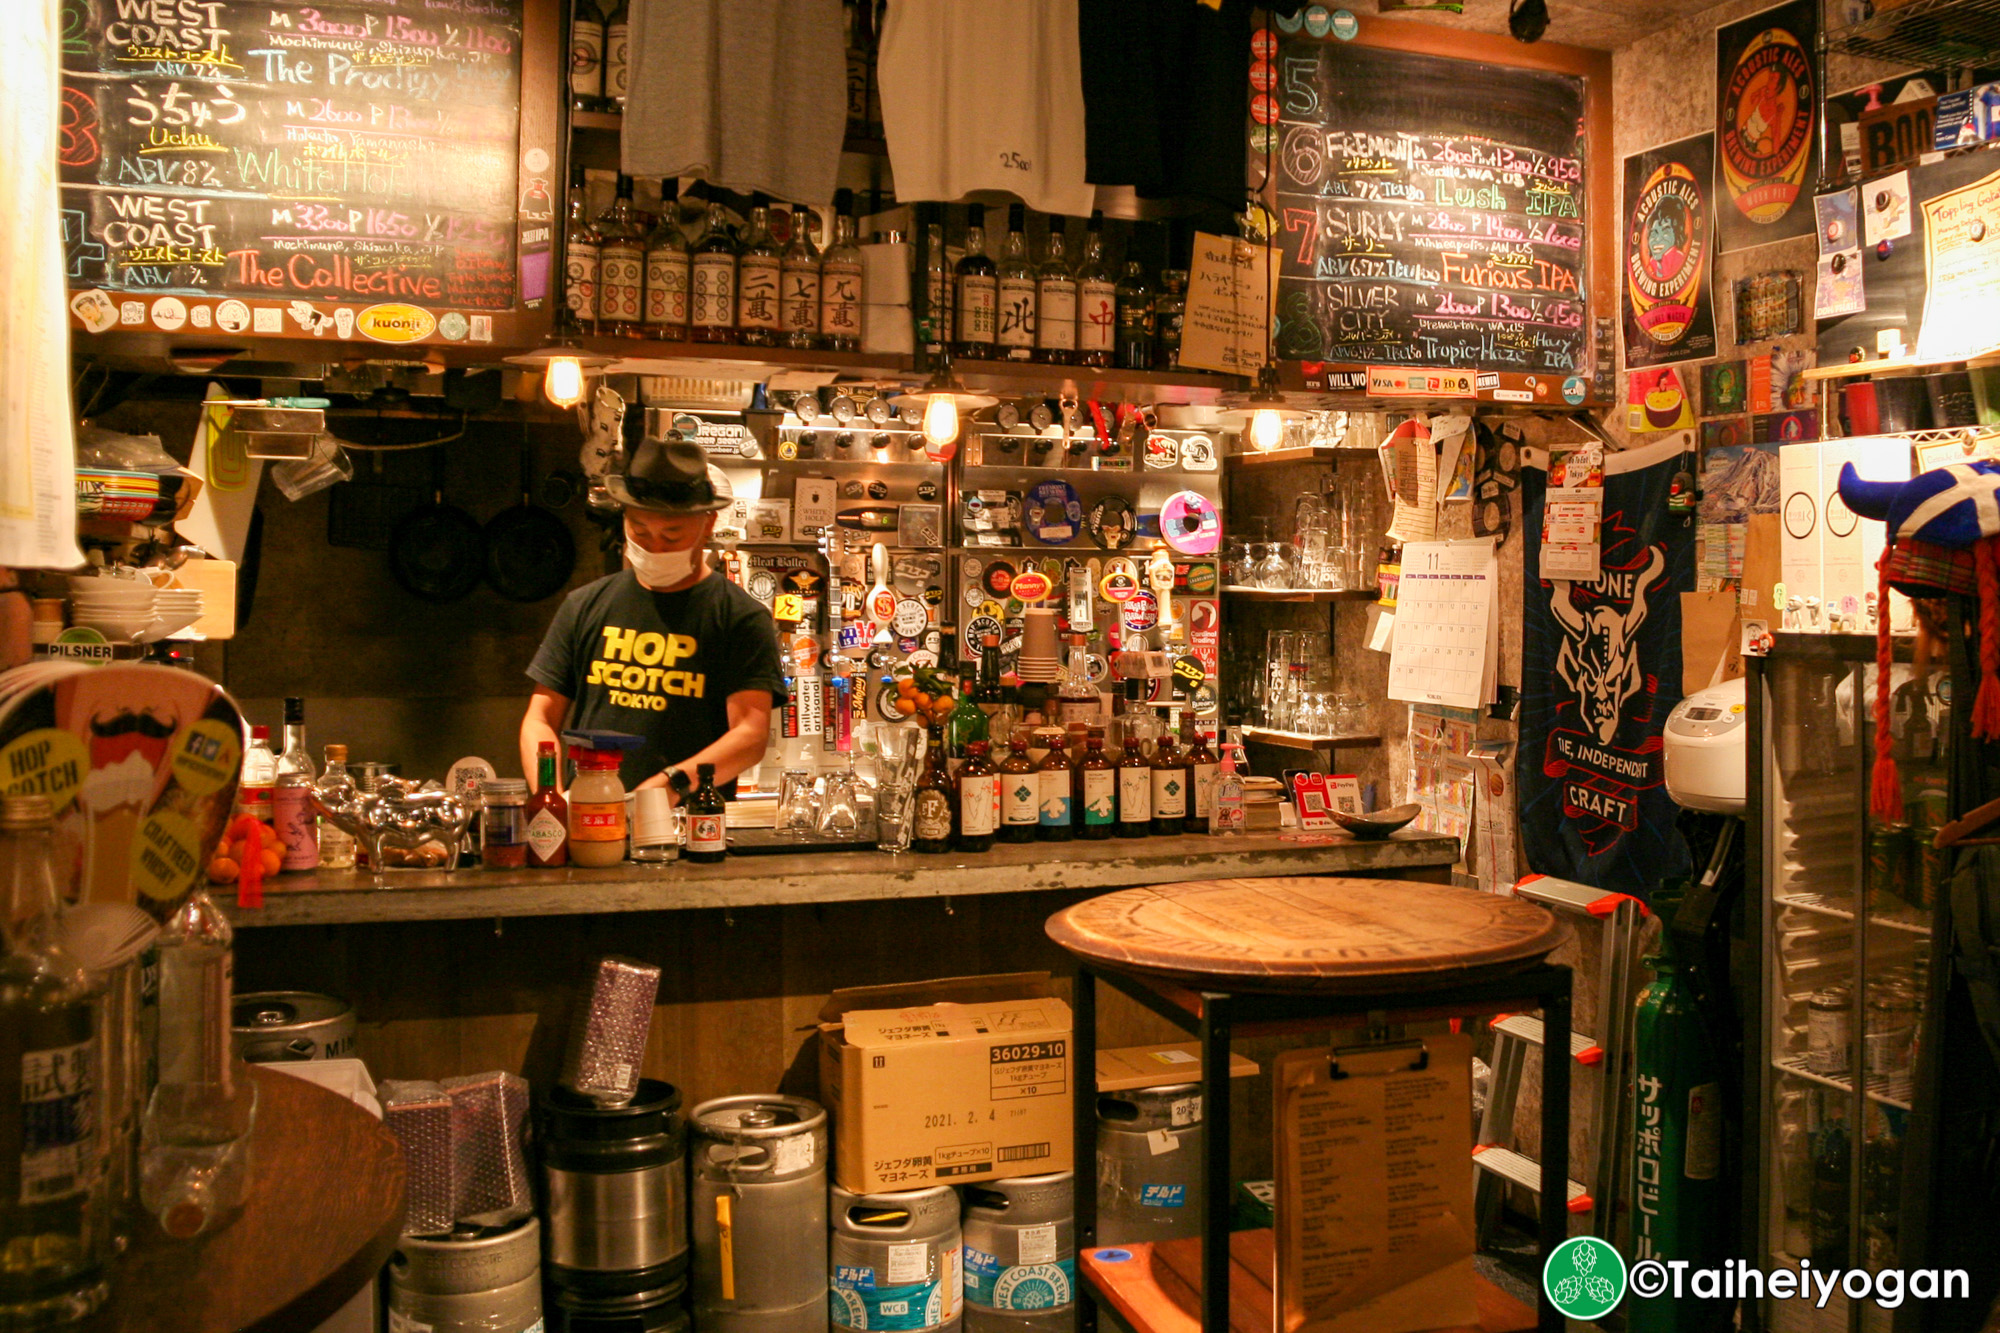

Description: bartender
[520,436,785,799]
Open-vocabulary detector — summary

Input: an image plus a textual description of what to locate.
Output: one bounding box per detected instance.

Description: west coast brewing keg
[387,1217,543,1333]
[546,1275,690,1333]
[830,1184,963,1333]
[541,1079,689,1295]
[961,1172,1075,1333]
[690,1095,828,1333]
[1095,1083,1203,1246]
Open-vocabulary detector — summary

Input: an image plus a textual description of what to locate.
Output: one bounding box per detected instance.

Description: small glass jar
[568,750,629,866]
[479,778,529,869]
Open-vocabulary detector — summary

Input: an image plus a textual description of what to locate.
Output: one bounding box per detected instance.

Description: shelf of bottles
[1754,640,1943,1313]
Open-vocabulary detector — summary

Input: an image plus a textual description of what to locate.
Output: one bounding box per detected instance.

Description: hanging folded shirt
[877,0,1097,218]
[622,0,847,206]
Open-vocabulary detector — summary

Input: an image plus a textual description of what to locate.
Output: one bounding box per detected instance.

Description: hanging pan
[387,445,487,602]
[484,431,576,602]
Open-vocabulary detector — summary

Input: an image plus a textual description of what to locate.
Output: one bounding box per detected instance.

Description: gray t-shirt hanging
[622,0,847,206]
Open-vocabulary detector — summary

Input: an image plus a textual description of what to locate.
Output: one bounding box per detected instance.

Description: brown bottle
[1183,717,1218,836]
[1117,725,1152,838]
[956,740,1000,853]
[999,730,1039,844]
[1076,727,1116,840]
[912,723,955,854]
[1036,728,1074,842]
[525,741,569,868]
[1150,733,1187,836]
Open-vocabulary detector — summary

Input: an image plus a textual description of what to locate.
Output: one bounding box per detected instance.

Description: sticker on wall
[1626,366,1695,433]
[70,289,118,333]
[1159,491,1221,555]
[1700,359,1747,415]
[149,297,187,331]
[1715,0,1819,253]
[356,303,437,343]
[1862,170,1912,246]
[1088,496,1137,549]
[1620,133,1718,369]
[1025,480,1083,545]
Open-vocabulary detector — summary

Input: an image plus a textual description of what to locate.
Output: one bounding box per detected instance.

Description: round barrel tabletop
[1046,877,1567,994]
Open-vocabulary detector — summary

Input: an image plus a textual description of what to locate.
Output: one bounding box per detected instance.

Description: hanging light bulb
[543,355,586,408]
[1249,406,1284,452]
[922,393,959,447]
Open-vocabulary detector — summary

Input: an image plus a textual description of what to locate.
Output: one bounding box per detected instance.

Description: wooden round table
[91,1063,406,1333]
[1045,875,1567,993]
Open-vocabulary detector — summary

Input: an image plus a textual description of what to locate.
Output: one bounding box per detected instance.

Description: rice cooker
[1664,676,1748,813]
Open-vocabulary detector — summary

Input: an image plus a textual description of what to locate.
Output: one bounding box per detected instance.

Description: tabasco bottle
[911,724,955,854]
[999,730,1039,844]
[1076,726,1116,840]
[955,740,1000,853]
[1150,732,1187,836]
[526,741,569,869]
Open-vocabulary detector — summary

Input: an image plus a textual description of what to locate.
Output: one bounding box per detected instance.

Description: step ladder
[1472,874,1650,1244]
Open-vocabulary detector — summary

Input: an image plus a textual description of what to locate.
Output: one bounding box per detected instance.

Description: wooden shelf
[1221,586,1377,603]
[1801,344,2000,383]
[1240,727,1382,750]
[950,357,1244,404]
[572,108,889,158]
[1229,444,1375,466]
[578,336,904,378]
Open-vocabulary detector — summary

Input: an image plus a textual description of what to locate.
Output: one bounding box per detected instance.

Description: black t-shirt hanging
[527,569,787,794]
[1077,0,1306,208]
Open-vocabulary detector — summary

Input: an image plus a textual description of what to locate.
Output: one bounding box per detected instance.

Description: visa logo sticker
[356,303,438,343]
[1141,1184,1187,1208]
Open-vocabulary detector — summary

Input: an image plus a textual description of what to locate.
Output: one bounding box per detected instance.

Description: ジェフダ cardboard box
[819,972,1073,1193]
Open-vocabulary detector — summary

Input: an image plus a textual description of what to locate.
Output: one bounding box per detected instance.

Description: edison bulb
[1249,407,1284,452]
[543,356,586,408]
[922,394,959,447]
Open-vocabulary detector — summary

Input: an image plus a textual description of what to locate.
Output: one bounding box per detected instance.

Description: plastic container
[569,750,629,867]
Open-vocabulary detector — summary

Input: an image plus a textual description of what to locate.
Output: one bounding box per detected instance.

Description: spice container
[481,778,530,869]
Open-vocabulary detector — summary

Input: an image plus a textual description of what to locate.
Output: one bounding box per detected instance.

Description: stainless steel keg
[690,1095,828,1333]
[541,1079,688,1296]
[961,1172,1075,1333]
[1094,1083,1203,1247]
[830,1184,963,1333]
[546,1275,690,1333]
[230,991,356,1062]
[388,1217,543,1333]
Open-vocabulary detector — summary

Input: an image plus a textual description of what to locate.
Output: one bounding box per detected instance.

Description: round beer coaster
[1088,496,1137,549]
[891,598,929,637]
[1160,491,1222,555]
[982,561,1016,598]
[1026,480,1084,545]
[1122,590,1159,632]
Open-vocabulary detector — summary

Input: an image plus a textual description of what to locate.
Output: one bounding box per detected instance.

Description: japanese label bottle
[1117,724,1152,838]
[999,730,1039,844]
[955,741,1000,853]
[1150,733,1187,836]
[1077,727,1117,840]
[684,762,728,863]
[1037,728,1074,841]
[567,748,628,866]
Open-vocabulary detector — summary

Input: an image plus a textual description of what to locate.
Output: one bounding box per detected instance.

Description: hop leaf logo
[1543,1237,1625,1319]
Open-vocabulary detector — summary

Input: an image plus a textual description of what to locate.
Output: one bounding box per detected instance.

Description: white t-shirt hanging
[877,0,1097,218]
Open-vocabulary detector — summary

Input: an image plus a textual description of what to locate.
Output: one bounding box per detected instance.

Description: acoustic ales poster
[1521,439,1694,897]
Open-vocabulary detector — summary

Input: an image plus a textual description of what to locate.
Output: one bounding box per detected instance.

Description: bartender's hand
[632,768,688,805]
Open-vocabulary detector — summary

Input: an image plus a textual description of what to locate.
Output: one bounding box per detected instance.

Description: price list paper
[1387,540,1499,710]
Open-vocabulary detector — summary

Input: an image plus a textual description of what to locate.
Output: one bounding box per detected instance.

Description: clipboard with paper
[1273,1033,1478,1333]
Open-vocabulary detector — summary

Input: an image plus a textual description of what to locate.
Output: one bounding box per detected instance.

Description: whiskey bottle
[996,204,1036,362]
[1035,218,1078,365]
[780,204,822,350]
[954,203,999,359]
[689,192,738,344]
[643,179,690,339]
[736,195,783,347]
[1114,260,1154,370]
[562,163,602,334]
[922,219,953,356]
[1154,268,1188,369]
[818,188,863,351]
[596,174,646,335]
[1076,212,1116,368]
[602,0,630,108]
[570,0,605,110]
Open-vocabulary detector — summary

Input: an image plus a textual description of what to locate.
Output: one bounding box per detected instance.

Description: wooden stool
[1047,877,1572,1333]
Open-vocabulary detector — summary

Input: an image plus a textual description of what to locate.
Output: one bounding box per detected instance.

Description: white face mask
[624,524,704,589]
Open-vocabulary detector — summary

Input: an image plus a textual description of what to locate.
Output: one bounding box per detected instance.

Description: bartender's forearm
[519,687,570,792]
[637,721,769,794]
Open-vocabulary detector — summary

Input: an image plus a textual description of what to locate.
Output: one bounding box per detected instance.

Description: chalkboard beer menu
[1270,36,1592,386]
[60,0,556,349]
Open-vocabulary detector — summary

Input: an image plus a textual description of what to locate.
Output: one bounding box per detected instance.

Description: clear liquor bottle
[780,205,822,350]
[1155,268,1188,369]
[736,195,783,346]
[689,192,738,344]
[643,179,690,340]
[954,203,998,359]
[922,219,953,357]
[995,203,1036,362]
[1035,219,1077,364]
[818,188,863,351]
[1075,212,1116,368]
[0,796,108,1326]
[1114,260,1154,370]
[562,163,602,335]
[316,744,357,870]
[596,174,646,335]
[273,697,318,872]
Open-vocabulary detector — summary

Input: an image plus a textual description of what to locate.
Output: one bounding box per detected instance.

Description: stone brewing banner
[1620,133,1717,370]
[1520,438,1694,897]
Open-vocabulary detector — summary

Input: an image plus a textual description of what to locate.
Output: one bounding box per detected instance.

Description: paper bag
[1680,591,1744,694]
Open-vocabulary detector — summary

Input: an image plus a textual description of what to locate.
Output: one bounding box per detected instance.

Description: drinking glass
[819,764,862,840]
[141,1078,257,1239]
[1254,541,1293,590]
[1265,631,1294,730]
[776,768,820,839]
[875,783,915,852]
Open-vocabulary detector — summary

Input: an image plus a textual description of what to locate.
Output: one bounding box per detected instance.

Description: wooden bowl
[1327,802,1421,839]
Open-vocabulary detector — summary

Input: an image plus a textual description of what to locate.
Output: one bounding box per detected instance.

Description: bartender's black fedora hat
[605,435,733,514]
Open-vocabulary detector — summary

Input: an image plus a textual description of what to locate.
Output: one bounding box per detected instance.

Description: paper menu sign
[1541,444,1603,582]
[1177,231,1270,376]
[1916,166,2000,363]
[1274,1037,1478,1333]
[1380,419,1437,543]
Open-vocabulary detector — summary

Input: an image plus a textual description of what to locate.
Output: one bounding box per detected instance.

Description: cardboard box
[820,973,1073,1193]
[1778,439,1910,633]
[1094,1043,1259,1092]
